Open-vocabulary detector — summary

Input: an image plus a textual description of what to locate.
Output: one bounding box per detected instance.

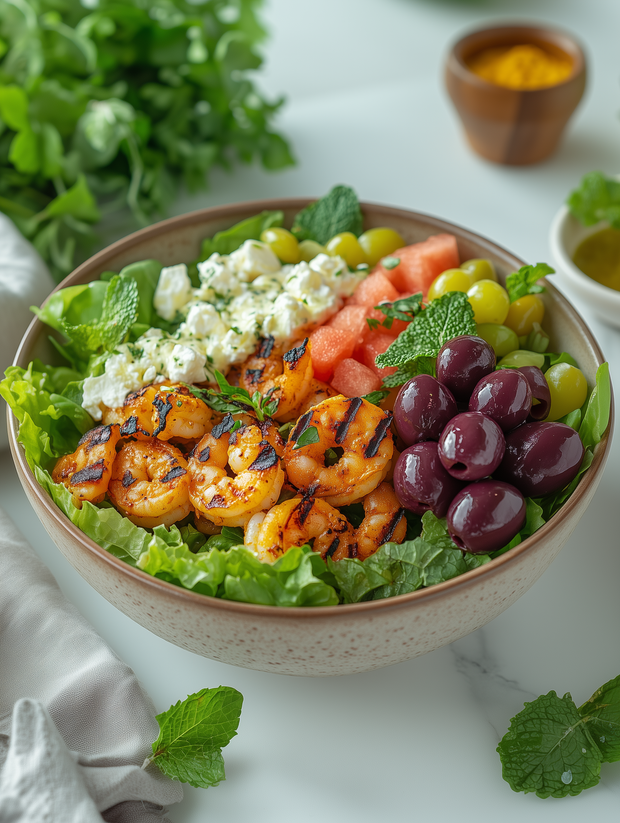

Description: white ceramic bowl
[550,204,620,329]
[9,199,614,677]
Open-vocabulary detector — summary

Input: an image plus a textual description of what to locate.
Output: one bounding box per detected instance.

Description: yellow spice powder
[467,44,573,90]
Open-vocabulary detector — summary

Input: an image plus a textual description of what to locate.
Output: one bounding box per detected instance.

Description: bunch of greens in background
[0,0,294,281]
[567,171,620,228]
[497,673,620,798]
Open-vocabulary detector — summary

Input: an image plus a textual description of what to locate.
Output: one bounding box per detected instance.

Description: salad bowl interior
[8,200,613,677]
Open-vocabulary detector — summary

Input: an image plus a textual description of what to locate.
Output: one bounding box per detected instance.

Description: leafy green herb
[145,687,243,789]
[58,275,139,355]
[362,389,390,405]
[371,293,423,330]
[497,674,620,798]
[381,256,401,270]
[567,171,620,229]
[204,527,245,553]
[200,211,284,260]
[293,425,320,450]
[505,263,554,303]
[545,351,579,371]
[375,292,476,385]
[291,185,363,244]
[579,362,611,451]
[192,370,279,421]
[0,0,294,281]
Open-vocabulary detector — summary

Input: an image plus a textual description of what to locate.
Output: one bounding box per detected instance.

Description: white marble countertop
[2,0,620,819]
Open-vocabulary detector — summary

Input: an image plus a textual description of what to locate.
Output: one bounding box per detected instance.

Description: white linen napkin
[0,507,183,821]
[0,213,55,451]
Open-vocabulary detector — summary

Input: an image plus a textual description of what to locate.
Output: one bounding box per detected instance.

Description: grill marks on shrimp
[212,413,235,440]
[70,459,105,484]
[161,465,187,483]
[152,394,173,437]
[289,410,313,443]
[282,338,308,369]
[334,397,363,444]
[78,425,112,449]
[248,443,278,472]
[364,415,392,458]
[257,335,275,358]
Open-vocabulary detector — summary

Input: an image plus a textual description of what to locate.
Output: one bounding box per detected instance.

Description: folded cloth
[0,213,55,451]
[0,508,183,822]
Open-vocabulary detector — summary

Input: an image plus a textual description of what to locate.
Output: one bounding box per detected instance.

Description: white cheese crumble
[82,245,367,417]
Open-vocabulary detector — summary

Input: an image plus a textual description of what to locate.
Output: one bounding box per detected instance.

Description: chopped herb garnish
[293,425,320,450]
[381,256,401,270]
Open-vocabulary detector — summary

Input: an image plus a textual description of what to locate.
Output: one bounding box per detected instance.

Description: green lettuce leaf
[579,362,611,451]
[200,211,283,259]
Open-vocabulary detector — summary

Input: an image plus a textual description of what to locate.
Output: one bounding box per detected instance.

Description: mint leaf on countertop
[505,263,554,303]
[146,687,243,789]
[578,675,620,763]
[291,185,363,244]
[374,291,476,384]
[497,690,601,798]
[567,171,620,229]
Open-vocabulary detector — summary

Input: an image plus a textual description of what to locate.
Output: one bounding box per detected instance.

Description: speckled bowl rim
[8,198,614,622]
[447,22,586,93]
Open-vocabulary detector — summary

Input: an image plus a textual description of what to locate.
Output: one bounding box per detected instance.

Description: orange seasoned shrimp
[103,383,218,442]
[245,482,406,564]
[188,413,285,527]
[238,336,313,420]
[245,496,354,564]
[108,440,191,528]
[283,395,394,506]
[279,378,338,422]
[353,482,407,560]
[52,424,121,505]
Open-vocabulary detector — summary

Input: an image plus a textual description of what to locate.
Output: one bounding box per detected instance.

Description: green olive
[467,280,510,325]
[260,227,300,263]
[504,294,545,336]
[428,268,474,301]
[498,350,546,369]
[358,227,405,268]
[298,239,326,262]
[545,363,588,421]
[476,323,519,358]
[461,258,498,283]
[325,232,367,268]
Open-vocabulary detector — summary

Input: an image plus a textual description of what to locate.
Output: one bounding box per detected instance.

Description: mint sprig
[190,370,279,421]
[374,291,476,385]
[291,185,363,244]
[497,674,620,798]
[505,263,554,303]
[567,171,620,229]
[145,687,243,789]
[371,293,424,330]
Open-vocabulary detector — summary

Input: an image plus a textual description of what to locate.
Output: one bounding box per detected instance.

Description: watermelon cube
[331,359,382,397]
[377,234,460,295]
[346,271,399,308]
[309,326,356,382]
[361,330,399,380]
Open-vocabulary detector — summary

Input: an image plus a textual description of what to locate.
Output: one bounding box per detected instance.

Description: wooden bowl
[8,200,613,676]
[445,24,587,165]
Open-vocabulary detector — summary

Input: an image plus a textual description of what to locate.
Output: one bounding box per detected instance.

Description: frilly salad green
[1,186,612,607]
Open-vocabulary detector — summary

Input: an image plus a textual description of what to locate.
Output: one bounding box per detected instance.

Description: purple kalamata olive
[469,369,532,432]
[438,411,505,481]
[394,441,465,518]
[394,374,458,446]
[447,480,526,554]
[517,366,552,421]
[495,421,585,497]
[436,335,496,402]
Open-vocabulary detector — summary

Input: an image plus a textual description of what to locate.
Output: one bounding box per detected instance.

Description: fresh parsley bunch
[0,0,294,281]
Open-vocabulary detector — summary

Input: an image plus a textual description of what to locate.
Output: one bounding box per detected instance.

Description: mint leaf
[497,691,601,798]
[373,293,423,329]
[578,675,620,763]
[381,256,401,270]
[293,425,320,449]
[505,263,553,303]
[567,171,620,229]
[200,211,284,259]
[148,687,243,789]
[375,291,476,370]
[60,275,139,354]
[291,185,363,244]
[362,389,390,405]
[579,362,611,450]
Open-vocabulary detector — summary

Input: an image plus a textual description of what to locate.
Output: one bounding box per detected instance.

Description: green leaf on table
[578,674,620,763]
[505,263,553,303]
[148,687,243,789]
[60,275,138,354]
[567,171,620,229]
[375,291,476,380]
[497,690,601,798]
[291,185,363,244]
[200,211,284,259]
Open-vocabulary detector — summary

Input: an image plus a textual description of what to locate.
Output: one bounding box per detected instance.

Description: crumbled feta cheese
[82,351,146,420]
[196,254,245,300]
[229,240,281,281]
[262,293,311,341]
[181,303,227,338]
[309,253,363,297]
[165,344,207,384]
[154,264,193,320]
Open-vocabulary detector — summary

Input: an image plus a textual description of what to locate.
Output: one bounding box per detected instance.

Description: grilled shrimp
[108,440,191,528]
[245,496,354,564]
[280,379,338,422]
[188,413,285,528]
[238,336,313,420]
[283,395,394,506]
[245,482,406,563]
[103,383,218,442]
[52,424,121,505]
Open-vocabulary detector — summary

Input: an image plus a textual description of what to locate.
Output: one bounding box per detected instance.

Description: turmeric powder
[467,44,573,90]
